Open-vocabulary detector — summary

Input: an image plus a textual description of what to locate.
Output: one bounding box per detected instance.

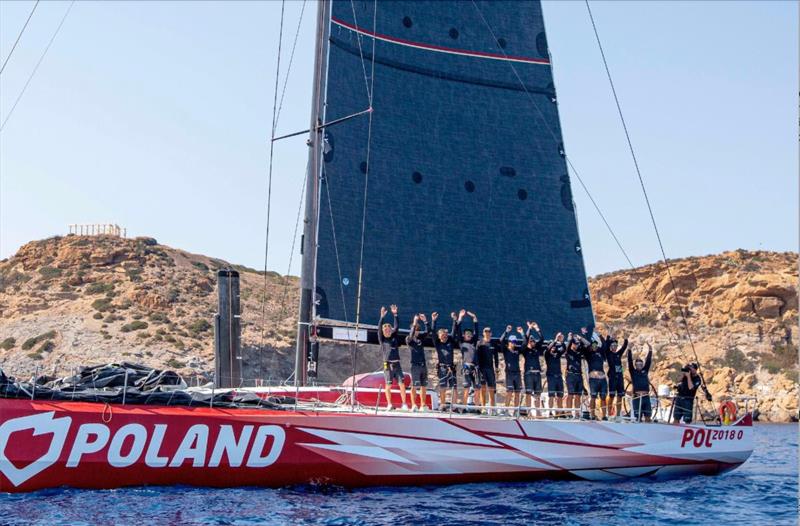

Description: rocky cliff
[590,249,798,422]
[0,236,797,420]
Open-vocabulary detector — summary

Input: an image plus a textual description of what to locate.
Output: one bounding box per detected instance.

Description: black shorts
[463,364,478,388]
[566,372,584,395]
[383,361,404,386]
[437,363,456,388]
[632,395,652,420]
[479,367,497,389]
[588,377,608,398]
[524,371,543,395]
[608,372,625,396]
[673,396,695,423]
[505,371,522,392]
[411,363,427,388]
[546,374,564,396]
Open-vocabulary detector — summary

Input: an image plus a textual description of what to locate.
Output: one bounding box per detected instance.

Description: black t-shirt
[585,349,606,373]
[605,338,627,374]
[461,341,477,365]
[677,373,701,397]
[545,342,566,376]
[378,314,400,362]
[476,339,499,369]
[565,346,583,374]
[431,318,457,365]
[501,348,521,373]
[628,348,652,392]
[521,345,543,372]
[406,337,426,365]
[522,329,545,372]
[433,338,456,365]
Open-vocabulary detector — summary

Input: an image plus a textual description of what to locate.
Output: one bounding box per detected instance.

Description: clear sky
[1,0,797,277]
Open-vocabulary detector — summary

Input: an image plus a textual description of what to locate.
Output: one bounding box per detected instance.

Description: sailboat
[0,0,754,493]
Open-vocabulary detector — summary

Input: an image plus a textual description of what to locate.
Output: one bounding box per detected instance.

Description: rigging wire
[322,170,351,327]
[350,0,378,410]
[583,1,704,372]
[278,158,309,320]
[0,0,40,76]
[469,1,694,366]
[348,0,373,105]
[259,0,286,378]
[274,0,308,128]
[0,0,74,132]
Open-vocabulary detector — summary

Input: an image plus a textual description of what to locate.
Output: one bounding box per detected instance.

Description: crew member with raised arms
[378,305,408,411]
[545,332,567,414]
[499,326,523,412]
[564,332,586,417]
[431,311,458,411]
[628,342,653,422]
[455,309,480,409]
[522,322,545,417]
[406,313,429,412]
[576,328,608,420]
[602,332,628,422]
[475,318,500,413]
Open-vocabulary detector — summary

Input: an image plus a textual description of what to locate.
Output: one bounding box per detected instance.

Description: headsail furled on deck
[297,0,594,375]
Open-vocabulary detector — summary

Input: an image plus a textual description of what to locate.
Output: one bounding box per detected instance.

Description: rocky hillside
[590,249,798,422]
[0,236,797,421]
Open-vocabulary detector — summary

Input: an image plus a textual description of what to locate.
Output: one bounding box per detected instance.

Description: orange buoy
[718,400,737,424]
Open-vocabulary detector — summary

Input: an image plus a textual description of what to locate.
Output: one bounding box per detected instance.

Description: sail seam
[331,17,551,66]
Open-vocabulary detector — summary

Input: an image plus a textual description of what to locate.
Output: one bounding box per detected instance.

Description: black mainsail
[297,0,594,384]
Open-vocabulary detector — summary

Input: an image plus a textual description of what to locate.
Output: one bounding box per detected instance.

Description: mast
[295,0,331,387]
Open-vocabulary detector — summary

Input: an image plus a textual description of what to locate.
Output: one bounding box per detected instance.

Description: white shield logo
[0,412,72,487]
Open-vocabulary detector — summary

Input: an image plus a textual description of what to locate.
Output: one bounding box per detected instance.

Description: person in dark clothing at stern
[673,362,710,424]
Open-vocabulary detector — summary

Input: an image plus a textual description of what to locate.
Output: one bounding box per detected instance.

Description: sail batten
[310,0,594,338]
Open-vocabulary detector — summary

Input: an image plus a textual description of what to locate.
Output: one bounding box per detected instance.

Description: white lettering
[145,424,169,468]
[108,423,147,468]
[67,424,110,468]
[209,425,253,468]
[169,424,208,467]
[246,425,285,468]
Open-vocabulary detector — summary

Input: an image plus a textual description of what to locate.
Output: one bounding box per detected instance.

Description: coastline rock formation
[0,236,797,421]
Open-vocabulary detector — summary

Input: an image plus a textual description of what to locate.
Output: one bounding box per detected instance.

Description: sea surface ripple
[1,423,796,526]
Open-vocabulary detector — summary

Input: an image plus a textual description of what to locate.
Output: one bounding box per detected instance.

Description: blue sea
[1,424,796,526]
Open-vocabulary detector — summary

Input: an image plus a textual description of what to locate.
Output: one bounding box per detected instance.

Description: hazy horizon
[1,1,797,277]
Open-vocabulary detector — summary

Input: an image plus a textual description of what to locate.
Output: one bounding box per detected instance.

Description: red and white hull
[0,399,753,493]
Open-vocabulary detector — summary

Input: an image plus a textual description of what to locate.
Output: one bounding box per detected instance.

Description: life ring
[718,400,737,424]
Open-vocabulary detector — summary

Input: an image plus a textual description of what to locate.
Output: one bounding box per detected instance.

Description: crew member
[406,314,429,412]
[628,342,653,422]
[476,320,500,413]
[565,333,586,417]
[499,326,523,411]
[378,305,407,411]
[455,310,480,408]
[522,322,545,416]
[545,332,567,413]
[576,329,608,420]
[673,362,709,424]
[602,333,628,422]
[431,311,458,411]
